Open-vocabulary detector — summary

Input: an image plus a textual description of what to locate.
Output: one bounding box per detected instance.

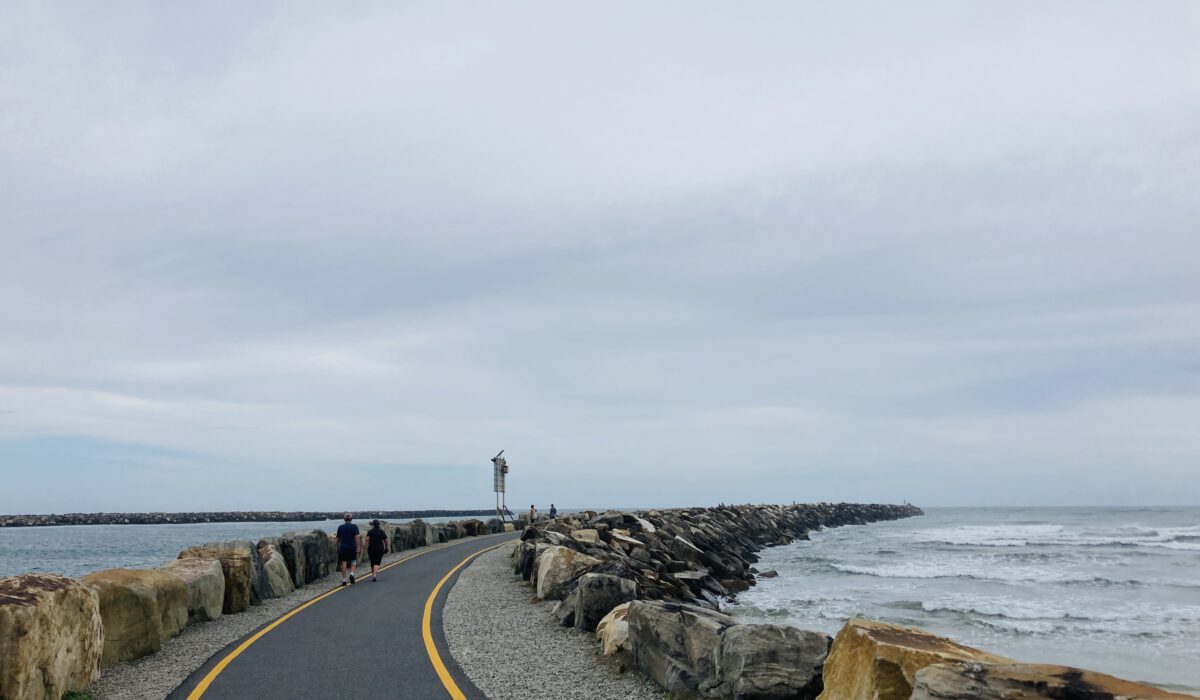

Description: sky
[1,1,1198,513]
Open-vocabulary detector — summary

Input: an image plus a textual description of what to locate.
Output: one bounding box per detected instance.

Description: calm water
[0,516,464,579]
[729,507,1200,693]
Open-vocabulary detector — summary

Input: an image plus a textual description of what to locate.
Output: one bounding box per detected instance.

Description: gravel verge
[89,538,491,700]
[444,544,664,700]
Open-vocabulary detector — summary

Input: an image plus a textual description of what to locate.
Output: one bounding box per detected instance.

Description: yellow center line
[186,534,510,700]
[422,540,515,700]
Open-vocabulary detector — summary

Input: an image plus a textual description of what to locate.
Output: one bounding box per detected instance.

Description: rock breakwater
[0,509,496,527]
[512,502,1193,700]
[0,515,510,697]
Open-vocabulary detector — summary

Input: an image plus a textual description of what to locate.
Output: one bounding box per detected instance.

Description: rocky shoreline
[0,509,496,527]
[512,502,1195,700]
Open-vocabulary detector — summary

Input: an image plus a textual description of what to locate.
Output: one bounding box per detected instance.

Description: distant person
[529,504,537,523]
[549,503,557,519]
[336,513,363,585]
[366,519,388,582]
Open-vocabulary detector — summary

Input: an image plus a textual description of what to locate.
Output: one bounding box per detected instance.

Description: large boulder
[178,544,254,614]
[276,529,334,586]
[596,602,632,657]
[570,528,601,545]
[81,568,188,666]
[160,558,224,623]
[0,574,102,699]
[818,618,1014,700]
[534,546,602,600]
[912,662,1196,700]
[258,544,295,599]
[716,624,830,700]
[573,573,637,632]
[627,600,737,695]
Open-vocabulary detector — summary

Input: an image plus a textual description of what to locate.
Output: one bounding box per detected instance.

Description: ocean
[0,516,465,580]
[729,506,1200,693]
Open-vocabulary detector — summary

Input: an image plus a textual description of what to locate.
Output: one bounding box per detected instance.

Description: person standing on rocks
[366,519,388,582]
[336,513,363,585]
[549,503,557,519]
[528,504,537,524]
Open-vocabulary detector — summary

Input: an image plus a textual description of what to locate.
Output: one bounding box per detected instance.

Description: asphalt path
[169,532,517,700]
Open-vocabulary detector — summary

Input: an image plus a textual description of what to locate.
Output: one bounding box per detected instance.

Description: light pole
[491,450,509,522]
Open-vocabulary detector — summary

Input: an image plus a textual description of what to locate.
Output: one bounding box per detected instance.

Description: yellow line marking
[187,534,508,699]
[422,540,514,700]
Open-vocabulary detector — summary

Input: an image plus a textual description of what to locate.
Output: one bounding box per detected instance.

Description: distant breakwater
[0,509,496,527]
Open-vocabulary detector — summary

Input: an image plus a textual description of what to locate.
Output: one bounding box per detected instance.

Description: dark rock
[573,574,638,632]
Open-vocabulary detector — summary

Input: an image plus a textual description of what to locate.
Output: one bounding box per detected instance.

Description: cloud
[0,1,1198,511]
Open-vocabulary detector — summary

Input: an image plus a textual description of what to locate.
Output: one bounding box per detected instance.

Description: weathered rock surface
[627,600,737,695]
[912,662,1196,700]
[818,618,1014,700]
[0,573,102,700]
[595,602,632,657]
[534,546,603,600]
[81,568,188,666]
[716,623,831,700]
[178,544,253,614]
[159,558,224,623]
[258,543,295,598]
[572,573,637,632]
[275,529,334,586]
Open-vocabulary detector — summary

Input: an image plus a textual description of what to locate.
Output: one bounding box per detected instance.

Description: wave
[905,523,1200,550]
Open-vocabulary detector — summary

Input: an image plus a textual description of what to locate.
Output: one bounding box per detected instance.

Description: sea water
[0,516,465,580]
[728,507,1200,693]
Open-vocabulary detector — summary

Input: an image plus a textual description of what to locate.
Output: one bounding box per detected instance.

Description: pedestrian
[366,519,388,582]
[336,513,363,586]
[549,503,557,519]
[529,504,537,523]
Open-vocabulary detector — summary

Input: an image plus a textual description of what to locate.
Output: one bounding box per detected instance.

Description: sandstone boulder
[596,602,632,656]
[627,599,737,695]
[912,662,1196,700]
[258,544,295,599]
[716,623,830,700]
[82,568,188,666]
[570,528,601,545]
[0,574,102,699]
[573,573,637,632]
[179,544,254,614]
[160,558,224,623]
[818,618,1014,700]
[534,546,602,600]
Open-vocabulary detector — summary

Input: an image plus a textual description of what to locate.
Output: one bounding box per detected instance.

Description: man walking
[336,513,363,585]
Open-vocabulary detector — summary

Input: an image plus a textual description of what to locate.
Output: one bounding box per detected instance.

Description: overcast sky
[2,1,1198,513]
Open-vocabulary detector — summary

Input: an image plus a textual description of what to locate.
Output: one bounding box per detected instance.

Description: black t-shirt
[336,523,359,550]
[366,527,388,552]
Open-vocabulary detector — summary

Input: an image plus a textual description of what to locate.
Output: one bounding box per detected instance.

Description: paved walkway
[169,532,517,700]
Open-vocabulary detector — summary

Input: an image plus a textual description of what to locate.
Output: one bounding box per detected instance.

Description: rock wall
[0,513,507,698]
[0,509,498,527]
[511,503,1192,700]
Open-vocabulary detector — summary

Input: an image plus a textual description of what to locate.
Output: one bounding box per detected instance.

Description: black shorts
[338,548,357,564]
[368,549,384,566]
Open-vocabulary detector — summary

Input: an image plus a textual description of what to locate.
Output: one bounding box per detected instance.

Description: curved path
[169,532,517,700]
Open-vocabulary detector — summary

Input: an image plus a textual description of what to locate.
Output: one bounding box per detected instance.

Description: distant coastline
[0,510,496,527]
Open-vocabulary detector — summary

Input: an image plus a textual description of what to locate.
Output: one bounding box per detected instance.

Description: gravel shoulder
[444,544,664,700]
[89,539,485,700]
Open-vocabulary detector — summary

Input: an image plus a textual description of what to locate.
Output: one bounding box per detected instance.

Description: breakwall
[0,516,510,697]
[0,509,497,527]
[513,502,1192,700]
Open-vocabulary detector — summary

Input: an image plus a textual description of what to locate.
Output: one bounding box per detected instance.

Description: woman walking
[366,519,389,582]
